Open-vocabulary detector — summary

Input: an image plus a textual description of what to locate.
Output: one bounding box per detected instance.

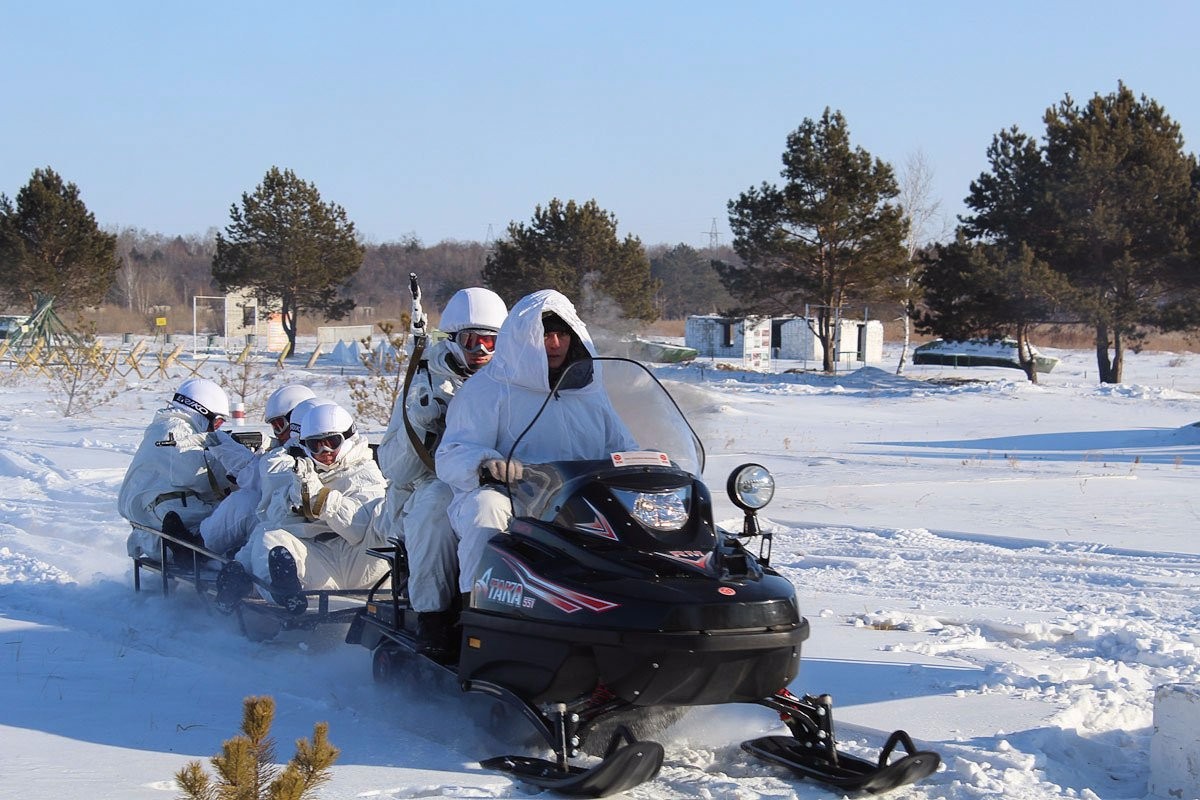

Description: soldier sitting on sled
[118,378,251,563]
[172,383,318,560]
[214,402,387,615]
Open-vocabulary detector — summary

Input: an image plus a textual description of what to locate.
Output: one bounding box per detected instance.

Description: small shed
[684,315,773,370]
[776,317,883,365]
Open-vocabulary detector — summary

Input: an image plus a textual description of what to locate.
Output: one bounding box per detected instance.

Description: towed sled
[129,433,388,641]
[347,357,940,797]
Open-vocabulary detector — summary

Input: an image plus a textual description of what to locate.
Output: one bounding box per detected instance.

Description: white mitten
[173,431,209,450]
[484,458,524,483]
[288,470,323,511]
[407,382,448,429]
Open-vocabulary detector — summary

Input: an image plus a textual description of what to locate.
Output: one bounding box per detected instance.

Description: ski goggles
[267,415,290,436]
[456,329,497,355]
[302,432,347,454]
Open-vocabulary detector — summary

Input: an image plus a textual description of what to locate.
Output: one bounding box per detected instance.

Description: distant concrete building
[776,317,883,365]
[685,314,882,369]
[684,315,773,370]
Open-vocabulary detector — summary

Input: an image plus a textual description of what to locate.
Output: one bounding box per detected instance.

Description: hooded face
[489,290,598,392]
[541,313,573,371]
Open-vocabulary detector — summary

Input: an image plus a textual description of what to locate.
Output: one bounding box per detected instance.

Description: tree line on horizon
[2,81,1198,383]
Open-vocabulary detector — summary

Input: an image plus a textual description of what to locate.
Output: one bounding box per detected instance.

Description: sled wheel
[372,644,404,684]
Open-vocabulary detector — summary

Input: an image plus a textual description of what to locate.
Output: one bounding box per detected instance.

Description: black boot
[267,546,308,615]
[416,610,459,663]
[214,560,253,614]
[162,511,207,565]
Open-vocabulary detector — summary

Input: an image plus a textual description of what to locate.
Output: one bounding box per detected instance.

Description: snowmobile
[346,357,940,797]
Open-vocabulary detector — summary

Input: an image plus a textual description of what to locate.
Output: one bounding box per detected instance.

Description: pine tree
[722,109,908,372]
[916,237,1072,383]
[962,83,1200,383]
[649,244,734,318]
[0,166,120,311]
[175,695,339,800]
[212,167,364,357]
[483,198,659,323]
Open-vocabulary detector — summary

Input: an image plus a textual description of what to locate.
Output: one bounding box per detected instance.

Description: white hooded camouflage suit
[435,290,638,594]
[236,433,388,593]
[372,337,469,612]
[118,404,243,560]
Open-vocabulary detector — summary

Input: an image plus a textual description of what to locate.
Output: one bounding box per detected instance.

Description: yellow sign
[155,317,167,327]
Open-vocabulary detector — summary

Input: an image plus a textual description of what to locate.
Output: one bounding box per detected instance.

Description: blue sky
[3,2,1198,249]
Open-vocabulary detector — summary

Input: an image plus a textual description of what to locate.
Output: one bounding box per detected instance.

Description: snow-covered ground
[2,339,1199,799]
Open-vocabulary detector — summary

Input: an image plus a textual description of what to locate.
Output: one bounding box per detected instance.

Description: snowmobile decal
[657,550,712,570]
[574,498,619,540]
[610,450,671,467]
[484,550,620,614]
[477,568,529,609]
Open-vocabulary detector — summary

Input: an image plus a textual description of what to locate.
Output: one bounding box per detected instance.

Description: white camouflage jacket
[435,290,638,493]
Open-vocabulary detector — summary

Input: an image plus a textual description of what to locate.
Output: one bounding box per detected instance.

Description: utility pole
[704,218,721,257]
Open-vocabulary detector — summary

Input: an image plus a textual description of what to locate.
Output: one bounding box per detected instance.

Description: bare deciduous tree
[895,150,950,374]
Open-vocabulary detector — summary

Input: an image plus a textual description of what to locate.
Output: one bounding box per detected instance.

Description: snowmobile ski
[482,725,664,798]
[745,690,941,793]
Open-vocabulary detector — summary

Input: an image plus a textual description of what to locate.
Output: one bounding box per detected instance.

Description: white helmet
[265,384,316,424]
[288,397,333,440]
[299,403,357,467]
[171,378,231,432]
[440,287,508,370]
[438,287,507,334]
[264,384,316,442]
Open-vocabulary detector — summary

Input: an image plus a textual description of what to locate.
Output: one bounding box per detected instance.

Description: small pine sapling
[175,695,339,800]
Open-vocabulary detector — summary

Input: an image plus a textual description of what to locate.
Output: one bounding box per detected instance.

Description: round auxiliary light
[726,463,775,511]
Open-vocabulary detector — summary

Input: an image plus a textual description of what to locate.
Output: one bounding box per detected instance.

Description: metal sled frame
[129,521,385,637]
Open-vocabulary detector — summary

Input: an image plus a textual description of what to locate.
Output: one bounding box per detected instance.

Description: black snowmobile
[347,357,940,797]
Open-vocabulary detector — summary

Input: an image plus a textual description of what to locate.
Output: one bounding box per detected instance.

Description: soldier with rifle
[372,276,508,661]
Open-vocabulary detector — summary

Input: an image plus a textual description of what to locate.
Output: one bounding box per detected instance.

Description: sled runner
[129,520,384,640]
[347,357,941,797]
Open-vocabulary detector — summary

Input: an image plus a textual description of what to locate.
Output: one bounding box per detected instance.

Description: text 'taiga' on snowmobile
[347,357,940,797]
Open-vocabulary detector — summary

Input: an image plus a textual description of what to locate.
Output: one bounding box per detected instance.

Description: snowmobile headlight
[728,463,774,511]
[612,487,691,531]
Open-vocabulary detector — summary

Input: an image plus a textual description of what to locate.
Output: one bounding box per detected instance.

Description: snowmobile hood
[486,290,598,393]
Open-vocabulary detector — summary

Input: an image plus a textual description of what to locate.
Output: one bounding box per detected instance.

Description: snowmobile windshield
[506,356,704,477]
[599,358,704,477]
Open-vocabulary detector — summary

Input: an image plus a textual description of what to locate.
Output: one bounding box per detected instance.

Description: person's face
[456,330,497,371]
[466,349,492,371]
[544,329,571,370]
[268,415,291,444]
[304,433,345,467]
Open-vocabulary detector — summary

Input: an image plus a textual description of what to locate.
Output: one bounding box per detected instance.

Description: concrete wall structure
[687,315,882,367]
[684,316,773,370]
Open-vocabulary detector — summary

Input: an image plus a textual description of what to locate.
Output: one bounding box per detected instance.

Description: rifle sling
[401,337,437,473]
